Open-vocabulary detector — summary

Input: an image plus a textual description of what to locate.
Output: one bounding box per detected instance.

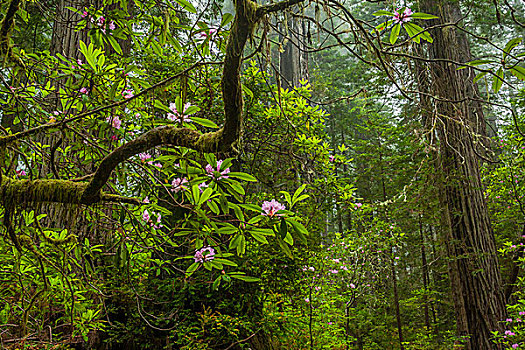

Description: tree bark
[418,0,506,348]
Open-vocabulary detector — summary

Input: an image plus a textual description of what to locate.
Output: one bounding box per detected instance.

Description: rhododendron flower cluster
[106,115,122,129]
[142,209,162,229]
[261,199,286,217]
[167,102,193,123]
[194,246,215,263]
[122,89,133,99]
[393,8,413,24]
[205,159,230,180]
[171,177,188,192]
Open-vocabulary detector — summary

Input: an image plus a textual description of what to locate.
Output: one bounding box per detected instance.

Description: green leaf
[186,262,200,277]
[473,71,488,83]
[250,230,269,244]
[213,258,237,266]
[239,203,263,212]
[510,66,525,81]
[390,24,401,45]
[221,13,234,27]
[174,0,197,13]
[503,37,522,59]
[230,274,260,282]
[79,41,96,71]
[276,236,293,259]
[292,184,307,205]
[154,100,171,113]
[279,218,288,239]
[190,116,218,128]
[106,35,123,55]
[198,187,214,205]
[284,232,294,245]
[373,10,394,16]
[410,12,439,20]
[492,67,504,93]
[228,172,257,182]
[280,191,292,207]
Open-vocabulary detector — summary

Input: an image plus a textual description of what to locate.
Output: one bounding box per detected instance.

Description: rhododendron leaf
[492,67,504,92]
[174,0,197,13]
[250,231,269,244]
[280,191,292,207]
[213,258,237,266]
[229,203,245,221]
[198,187,214,205]
[277,236,293,259]
[212,276,221,290]
[503,37,522,59]
[154,100,170,113]
[208,200,220,214]
[410,12,438,19]
[280,218,288,238]
[284,232,294,245]
[106,35,122,55]
[239,203,263,212]
[510,66,525,81]
[474,71,488,83]
[221,13,234,27]
[292,184,307,205]
[228,172,257,182]
[390,24,401,44]
[185,262,199,277]
[373,10,394,16]
[190,117,218,128]
[230,274,260,282]
[217,225,238,235]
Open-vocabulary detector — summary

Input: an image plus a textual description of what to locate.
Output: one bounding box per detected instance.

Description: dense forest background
[0,0,524,349]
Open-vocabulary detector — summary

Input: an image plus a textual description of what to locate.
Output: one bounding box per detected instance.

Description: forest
[0,0,524,349]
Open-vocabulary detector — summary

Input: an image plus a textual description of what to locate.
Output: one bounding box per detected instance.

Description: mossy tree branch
[0,0,307,207]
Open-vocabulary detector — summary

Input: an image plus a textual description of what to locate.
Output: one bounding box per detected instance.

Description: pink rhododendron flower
[81,10,88,18]
[329,155,335,162]
[261,199,286,217]
[198,182,209,192]
[143,197,150,203]
[512,344,519,349]
[197,27,218,39]
[205,159,230,180]
[122,89,133,99]
[106,115,122,129]
[167,102,193,123]
[142,210,150,222]
[194,246,215,263]
[79,87,89,94]
[393,7,413,24]
[304,298,310,303]
[355,202,363,209]
[171,177,188,193]
[139,153,151,162]
[16,169,26,177]
[108,20,116,30]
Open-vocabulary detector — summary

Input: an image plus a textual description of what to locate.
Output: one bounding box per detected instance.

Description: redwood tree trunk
[419,0,506,348]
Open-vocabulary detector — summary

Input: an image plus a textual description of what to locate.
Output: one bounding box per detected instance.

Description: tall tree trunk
[418,0,506,348]
[279,13,308,88]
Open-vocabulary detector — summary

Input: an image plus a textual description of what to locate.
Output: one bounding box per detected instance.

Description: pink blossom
[110,135,118,141]
[142,210,150,222]
[205,159,230,180]
[139,153,151,162]
[108,20,116,30]
[171,177,188,193]
[355,202,363,209]
[329,269,339,274]
[194,246,215,263]
[329,155,335,162]
[507,318,513,322]
[16,169,26,177]
[167,102,193,123]
[81,11,88,18]
[198,182,209,192]
[197,27,218,39]
[304,297,310,303]
[143,197,150,203]
[122,89,133,99]
[506,330,516,336]
[393,8,413,24]
[106,115,122,129]
[261,199,286,217]
[153,162,162,168]
[350,283,356,289]
[79,87,89,94]
[512,344,519,349]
